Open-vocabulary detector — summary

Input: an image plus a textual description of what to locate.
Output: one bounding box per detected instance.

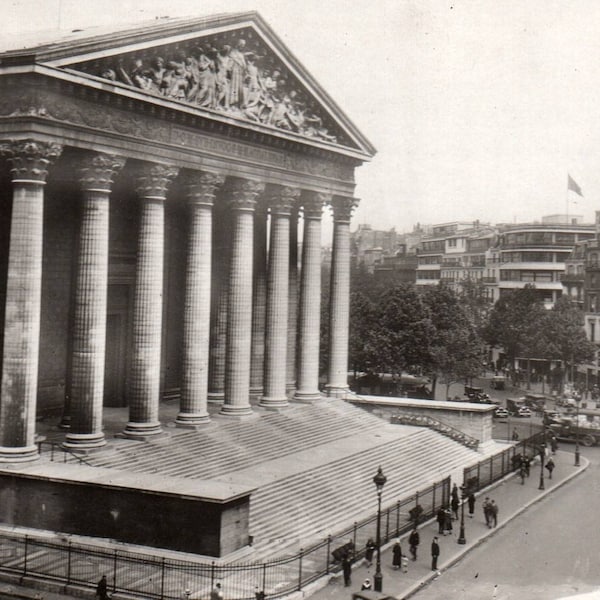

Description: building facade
[0,13,374,461]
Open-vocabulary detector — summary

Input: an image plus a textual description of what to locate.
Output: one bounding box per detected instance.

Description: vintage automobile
[517,406,532,418]
[494,406,509,419]
[464,385,490,403]
[490,375,506,390]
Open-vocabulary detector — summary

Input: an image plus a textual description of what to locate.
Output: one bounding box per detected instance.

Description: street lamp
[457,484,467,545]
[538,437,545,491]
[373,466,387,592]
[575,397,581,467]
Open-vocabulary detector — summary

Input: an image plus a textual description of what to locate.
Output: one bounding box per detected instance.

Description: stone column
[0,139,62,462]
[207,201,229,403]
[260,186,300,408]
[326,196,359,397]
[124,162,178,437]
[221,177,264,416]
[64,153,125,449]
[294,192,328,402]
[176,170,224,426]
[249,199,268,398]
[286,205,300,393]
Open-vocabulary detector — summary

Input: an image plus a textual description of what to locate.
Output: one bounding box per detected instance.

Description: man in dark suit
[431,537,440,571]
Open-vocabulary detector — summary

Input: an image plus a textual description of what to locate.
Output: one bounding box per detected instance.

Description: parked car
[494,407,509,419]
[517,406,532,418]
[490,375,506,390]
[464,385,490,403]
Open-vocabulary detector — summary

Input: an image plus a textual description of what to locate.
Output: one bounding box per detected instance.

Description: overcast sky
[4,0,600,234]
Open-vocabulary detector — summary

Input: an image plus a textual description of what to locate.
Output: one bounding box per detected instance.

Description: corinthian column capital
[0,139,62,183]
[181,170,226,206]
[301,190,330,219]
[135,162,179,198]
[331,196,359,223]
[76,152,126,192]
[227,177,265,211]
[267,185,301,216]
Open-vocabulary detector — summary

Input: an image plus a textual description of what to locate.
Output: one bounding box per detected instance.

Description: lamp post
[457,484,466,545]
[575,397,581,467]
[373,466,387,592]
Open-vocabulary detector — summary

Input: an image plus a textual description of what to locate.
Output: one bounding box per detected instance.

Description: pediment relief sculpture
[69,29,347,146]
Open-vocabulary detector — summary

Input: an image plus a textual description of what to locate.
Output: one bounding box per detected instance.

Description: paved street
[413,445,600,599]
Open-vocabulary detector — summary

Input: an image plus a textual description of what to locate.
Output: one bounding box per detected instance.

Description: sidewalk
[304,449,587,600]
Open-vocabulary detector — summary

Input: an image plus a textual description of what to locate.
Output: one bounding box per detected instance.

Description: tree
[482,286,547,367]
[539,296,596,387]
[422,284,485,398]
[348,291,379,375]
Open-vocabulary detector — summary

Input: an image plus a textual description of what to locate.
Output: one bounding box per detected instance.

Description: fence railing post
[432,483,436,514]
[113,550,118,593]
[160,557,165,600]
[298,549,303,592]
[326,536,331,574]
[490,454,493,482]
[477,462,481,489]
[396,500,400,535]
[67,541,72,585]
[353,522,357,554]
[23,536,28,577]
[211,561,215,590]
[385,507,390,542]
[262,562,267,592]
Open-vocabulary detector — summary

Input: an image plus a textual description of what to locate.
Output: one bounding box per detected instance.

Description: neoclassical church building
[0,12,375,462]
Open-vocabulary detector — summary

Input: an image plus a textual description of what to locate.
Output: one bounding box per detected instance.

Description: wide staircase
[76,399,481,560]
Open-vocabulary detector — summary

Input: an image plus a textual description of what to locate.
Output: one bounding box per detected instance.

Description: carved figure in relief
[227,38,248,108]
[162,51,190,100]
[193,46,217,108]
[215,45,232,109]
[146,56,166,94]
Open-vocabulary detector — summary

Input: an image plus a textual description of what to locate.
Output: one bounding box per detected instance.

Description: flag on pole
[568,174,583,197]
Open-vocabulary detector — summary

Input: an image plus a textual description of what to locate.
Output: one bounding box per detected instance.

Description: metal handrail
[390,412,480,449]
[37,441,93,466]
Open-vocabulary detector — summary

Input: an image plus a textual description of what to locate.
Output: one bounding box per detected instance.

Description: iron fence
[0,478,449,600]
[463,431,545,493]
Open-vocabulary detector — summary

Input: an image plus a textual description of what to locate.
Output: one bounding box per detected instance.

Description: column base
[58,414,71,430]
[249,386,264,399]
[0,445,39,463]
[62,432,107,450]
[122,421,164,439]
[325,384,349,398]
[259,396,289,409]
[207,392,224,404]
[285,382,296,394]
[293,390,323,403]
[174,412,211,427]
[219,403,255,418]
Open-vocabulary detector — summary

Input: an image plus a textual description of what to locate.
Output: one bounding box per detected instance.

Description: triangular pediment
[27,12,374,158]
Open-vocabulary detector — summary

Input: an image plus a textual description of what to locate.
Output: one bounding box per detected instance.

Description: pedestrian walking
[490,500,498,528]
[523,455,531,477]
[550,436,558,454]
[467,492,476,518]
[96,575,109,600]
[545,456,555,479]
[482,497,491,527]
[431,537,440,571]
[210,583,224,600]
[519,463,527,485]
[443,507,453,535]
[361,579,371,591]
[451,483,460,507]
[451,493,460,521]
[408,528,420,560]
[341,554,352,587]
[392,539,403,570]
[512,429,519,441]
[436,507,445,534]
[364,538,376,567]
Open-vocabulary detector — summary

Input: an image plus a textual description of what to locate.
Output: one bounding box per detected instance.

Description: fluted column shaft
[326,197,358,396]
[208,203,229,403]
[249,201,268,396]
[260,187,299,408]
[176,171,224,425]
[0,139,62,462]
[124,163,178,437]
[64,153,125,448]
[294,192,328,402]
[286,207,299,393]
[221,178,264,416]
